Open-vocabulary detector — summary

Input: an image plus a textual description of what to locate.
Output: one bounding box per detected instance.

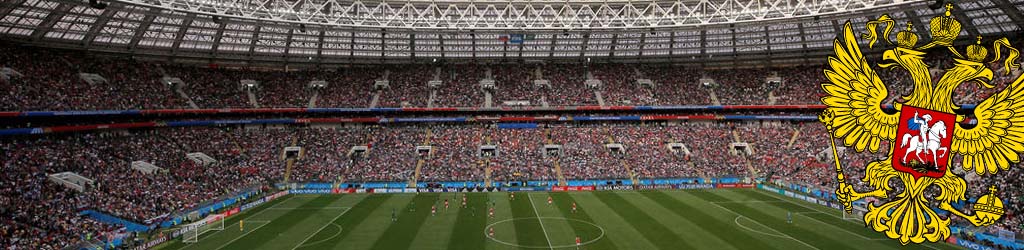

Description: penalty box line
[211,221,272,250]
[291,207,353,250]
[752,190,889,241]
[706,201,821,250]
[180,195,297,250]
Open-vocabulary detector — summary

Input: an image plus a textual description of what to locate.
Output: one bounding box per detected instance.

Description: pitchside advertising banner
[677,183,716,189]
[550,186,596,192]
[597,185,635,191]
[288,183,740,194]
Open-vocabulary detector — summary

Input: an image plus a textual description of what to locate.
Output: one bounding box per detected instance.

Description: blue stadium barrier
[497,123,538,129]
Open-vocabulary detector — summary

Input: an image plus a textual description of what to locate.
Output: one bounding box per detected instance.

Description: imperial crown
[895,22,918,48]
[967,36,989,62]
[927,4,962,48]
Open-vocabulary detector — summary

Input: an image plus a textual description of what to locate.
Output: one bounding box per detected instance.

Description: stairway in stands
[788,129,801,148]
[282,135,300,183]
[482,132,494,187]
[708,88,722,106]
[605,128,639,184]
[732,128,758,179]
[307,90,319,108]
[409,129,432,188]
[246,89,260,108]
[545,128,567,186]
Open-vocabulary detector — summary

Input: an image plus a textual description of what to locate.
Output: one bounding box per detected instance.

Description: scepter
[819,110,854,214]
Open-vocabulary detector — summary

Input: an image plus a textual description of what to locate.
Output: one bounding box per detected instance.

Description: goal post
[842,203,869,221]
[182,214,226,244]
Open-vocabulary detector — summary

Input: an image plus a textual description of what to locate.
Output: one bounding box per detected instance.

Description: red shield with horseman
[892,106,956,179]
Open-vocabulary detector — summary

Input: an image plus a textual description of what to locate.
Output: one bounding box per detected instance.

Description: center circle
[484,217,605,249]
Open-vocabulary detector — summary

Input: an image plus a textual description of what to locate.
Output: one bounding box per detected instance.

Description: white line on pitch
[707,201,820,250]
[211,221,270,250]
[182,195,297,250]
[291,207,352,250]
[527,193,555,250]
[267,206,351,210]
[754,190,885,241]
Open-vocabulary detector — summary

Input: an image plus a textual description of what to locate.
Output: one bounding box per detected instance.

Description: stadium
[1,0,1022,249]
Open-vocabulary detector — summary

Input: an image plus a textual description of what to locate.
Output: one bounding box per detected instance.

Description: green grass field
[156,189,962,250]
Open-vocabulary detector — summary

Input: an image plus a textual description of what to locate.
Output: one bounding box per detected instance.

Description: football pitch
[156,189,962,250]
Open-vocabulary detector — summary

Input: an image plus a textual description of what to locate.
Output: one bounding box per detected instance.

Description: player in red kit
[444,199,449,211]
[576,236,582,249]
[547,196,553,205]
[572,202,577,214]
[431,205,436,216]
[489,207,495,218]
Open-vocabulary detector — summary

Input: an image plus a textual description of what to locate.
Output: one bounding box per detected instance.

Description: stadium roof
[0,0,1021,65]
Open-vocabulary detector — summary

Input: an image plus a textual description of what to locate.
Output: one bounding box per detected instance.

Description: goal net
[182,214,225,244]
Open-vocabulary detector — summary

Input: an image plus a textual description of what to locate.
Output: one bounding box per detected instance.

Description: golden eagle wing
[821,22,899,153]
[953,72,1024,175]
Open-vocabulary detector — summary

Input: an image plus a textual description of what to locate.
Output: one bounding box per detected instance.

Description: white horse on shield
[900,116,949,167]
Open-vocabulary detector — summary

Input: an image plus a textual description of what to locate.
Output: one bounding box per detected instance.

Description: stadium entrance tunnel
[485,217,605,248]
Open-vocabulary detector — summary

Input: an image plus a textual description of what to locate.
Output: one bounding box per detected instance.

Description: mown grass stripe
[592,191,693,250]
[222,195,342,249]
[447,193,489,250]
[551,192,618,249]
[509,192,552,248]
[299,194,393,249]
[642,191,774,250]
[737,190,881,239]
[691,190,854,250]
[369,193,440,250]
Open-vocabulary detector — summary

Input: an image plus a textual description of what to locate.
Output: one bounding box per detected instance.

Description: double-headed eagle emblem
[818,4,1020,245]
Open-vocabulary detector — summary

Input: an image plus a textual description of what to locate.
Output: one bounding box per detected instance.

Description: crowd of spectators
[354,126,421,182]
[551,125,627,179]
[770,67,826,105]
[709,68,772,105]
[290,128,364,183]
[164,66,252,108]
[7,41,1024,112]
[254,71,318,108]
[422,126,485,181]
[679,123,749,178]
[640,65,711,105]
[608,125,677,178]
[0,127,291,249]
[3,120,1024,248]
[592,64,658,106]
[314,67,378,108]
[545,65,596,106]
[490,128,549,182]
[434,65,484,107]
[378,65,431,108]
[0,43,186,111]
[492,65,540,106]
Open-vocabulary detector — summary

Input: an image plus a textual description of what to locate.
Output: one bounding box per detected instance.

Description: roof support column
[0,0,30,21]
[29,3,72,41]
[80,6,117,46]
[170,13,197,57]
[128,8,161,51]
